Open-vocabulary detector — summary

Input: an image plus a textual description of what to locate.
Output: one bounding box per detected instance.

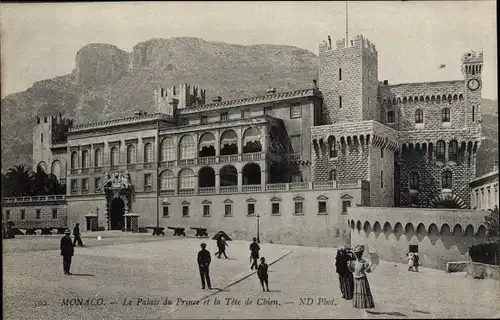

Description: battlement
[35,114,73,127]
[319,34,377,54]
[461,50,484,64]
[155,83,207,115]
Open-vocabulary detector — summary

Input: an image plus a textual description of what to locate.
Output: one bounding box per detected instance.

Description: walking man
[197,243,212,290]
[250,237,260,270]
[72,223,84,247]
[216,236,229,259]
[60,229,74,275]
[413,253,420,272]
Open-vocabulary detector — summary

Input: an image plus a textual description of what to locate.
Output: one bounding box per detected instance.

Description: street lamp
[256,214,260,243]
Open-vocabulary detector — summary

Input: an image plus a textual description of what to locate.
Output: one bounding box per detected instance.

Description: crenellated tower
[461,50,483,126]
[318,34,379,124]
[155,83,207,116]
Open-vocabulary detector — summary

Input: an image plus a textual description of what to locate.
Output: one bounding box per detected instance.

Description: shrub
[469,242,500,266]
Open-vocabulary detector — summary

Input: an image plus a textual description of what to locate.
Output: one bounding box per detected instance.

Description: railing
[220,186,238,194]
[242,185,262,192]
[2,195,67,203]
[289,182,310,190]
[159,189,175,196]
[178,189,195,196]
[219,154,239,163]
[81,168,89,174]
[198,187,216,195]
[288,153,302,161]
[267,183,287,191]
[242,152,263,161]
[199,156,217,165]
[314,181,337,189]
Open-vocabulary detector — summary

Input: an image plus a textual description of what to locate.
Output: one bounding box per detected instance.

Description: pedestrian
[197,243,212,290]
[257,257,269,292]
[60,229,74,275]
[72,223,84,247]
[348,245,375,309]
[216,236,229,259]
[336,248,354,300]
[249,237,260,270]
[407,252,414,272]
[413,253,420,272]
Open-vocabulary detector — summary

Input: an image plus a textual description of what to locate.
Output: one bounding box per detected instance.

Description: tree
[4,164,33,197]
[485,205,499,242]
[1,164,65,197]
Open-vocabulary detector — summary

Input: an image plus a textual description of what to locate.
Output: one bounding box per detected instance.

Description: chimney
[266,86,276,95]
[212,96,222,103]
[383,80,388,85]
[313,79,317,88]
[134,110,143,116]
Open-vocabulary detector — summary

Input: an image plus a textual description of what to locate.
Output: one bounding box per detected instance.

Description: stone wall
[3,200,68,229]
[466,262,500,280]
[369,146,394,207]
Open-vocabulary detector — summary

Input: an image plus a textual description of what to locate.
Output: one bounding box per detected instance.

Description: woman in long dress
[335,248,354,300]
[348,245,375,309]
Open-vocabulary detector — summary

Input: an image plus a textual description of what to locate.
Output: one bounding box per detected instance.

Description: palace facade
[3,35,485,247]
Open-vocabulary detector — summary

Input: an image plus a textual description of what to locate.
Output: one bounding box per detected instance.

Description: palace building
[4,35,485,247]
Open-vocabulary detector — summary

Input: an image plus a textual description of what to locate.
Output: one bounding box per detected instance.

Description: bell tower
[461,51,483,126]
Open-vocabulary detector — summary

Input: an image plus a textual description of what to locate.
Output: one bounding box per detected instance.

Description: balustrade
[198,187,216,195]
[289,182,309,190]
[178,189,195,196]
[266,183,287,191]
[242,185,262,192]
[220,186,238,194]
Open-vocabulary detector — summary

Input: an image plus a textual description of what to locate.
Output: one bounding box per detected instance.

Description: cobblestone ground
[3,235,500,320]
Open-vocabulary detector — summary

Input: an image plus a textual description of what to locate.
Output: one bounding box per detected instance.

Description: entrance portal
[110,198,125,230]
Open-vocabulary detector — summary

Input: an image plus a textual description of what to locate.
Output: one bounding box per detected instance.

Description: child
[257,257,269,292]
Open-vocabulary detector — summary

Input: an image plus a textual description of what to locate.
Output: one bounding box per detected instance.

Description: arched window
[410,172,419,190]
[436,141,446,162]
[387,111,395,123]
[81,150,89,169]
[70,151,78,169]
[442,171,452,189]
[94,148,103,167]
[178,168,195,189]
[329,169,337,181]
[442,108,450,122]
[179,135,195,159]
[448,140,458,162]
[144,143,153,163]
[161,137,176,161]
[415,109,424,123]
[110,147,119,166]
[127,145,136,164]
[329,140,337,158]
[160,170,175,190]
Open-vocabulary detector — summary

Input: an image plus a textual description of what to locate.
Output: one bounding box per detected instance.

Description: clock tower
[461,50,483,126]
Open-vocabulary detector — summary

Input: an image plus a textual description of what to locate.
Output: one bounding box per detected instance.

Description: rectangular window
[290,135,302,153]
[144,173,152,188]
[201,116,208,124]
[225,204,232,216]
[387,111,395,123]
[247,203,255,216]
[241,109,250,118]
[271,203,280,215]
[5,210,10,220]
[342,201,351,215]
[182,205,189,217]
[409,245,418,253]
[294,202,303,215]
[442,108,451,123]
[82,178,89,191]
[20,210,25,220]
[41,133,43,143]
[380,170,384,189]
[290,105,302,118]
[163,206,169,217]
[264,107,272,115]
[318,201,327,214]
[52,209,58,219]
[36,209,41,220]
[339,95,342,108]
[71,179,78,191]
[339,68,342,81]
[220,112,228,121]
[203,205,210,216]
[381,147,384,159]
[95,177,102,191]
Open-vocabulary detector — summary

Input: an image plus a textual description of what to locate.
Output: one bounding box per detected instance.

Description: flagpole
[345,1,349,46]
[156,117,160,229]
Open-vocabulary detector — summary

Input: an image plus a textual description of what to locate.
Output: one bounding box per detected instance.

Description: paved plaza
[3,233,500,320]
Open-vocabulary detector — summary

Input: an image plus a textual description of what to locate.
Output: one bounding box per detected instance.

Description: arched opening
[405,223,415,237]
[394,223,404,237]
[81,150,89,169]
[220,130,238,155]
[70,151,78,169]
[436,140,445,162]
[464,225,474,237]
[363,221,372,234]
[476,225,486,238]
[179,135,195,160]
[448,140,458,162]
[110,198,125,230]
[198,167,215,188]
[126,145,136,164]
[350,220,355,229]
[441,224,451,236]
[428,223,439,243]
[329,169,337,181]
[37,161,48,173]
[383,222,392,234]
[453,224,463,237]
[110,147,119,166]
[94,148,103,167]
[161,137,176,161]
[199,132,216,158]
[178,168,195,190]
[243,127,262,153]
[144,143,153,163]
[356,221,362,231]
[51,160,62,181]
[242,163,261,185]
[159,170,175,190]
[416,223,426,241]
[373,221,382,237]
[269,163,286,183]
[220,165,237,186]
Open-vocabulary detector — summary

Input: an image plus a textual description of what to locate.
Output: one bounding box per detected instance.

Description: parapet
[319,34,377,54]
[461,50,483,64]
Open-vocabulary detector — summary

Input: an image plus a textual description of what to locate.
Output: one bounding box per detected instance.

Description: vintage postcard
[1,1,498,319]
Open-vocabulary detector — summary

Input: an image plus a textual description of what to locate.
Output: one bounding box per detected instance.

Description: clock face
[468,79,481,91]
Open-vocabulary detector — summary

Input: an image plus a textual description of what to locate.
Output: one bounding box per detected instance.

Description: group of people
[406,252,420,272]
[59,223,85,275]
[335,245,375,309]
[197,237,269,292]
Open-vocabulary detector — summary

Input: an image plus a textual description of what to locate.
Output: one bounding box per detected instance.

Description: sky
[0,1,497,100]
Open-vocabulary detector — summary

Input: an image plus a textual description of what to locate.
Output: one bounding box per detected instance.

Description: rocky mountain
[1,37,497,175]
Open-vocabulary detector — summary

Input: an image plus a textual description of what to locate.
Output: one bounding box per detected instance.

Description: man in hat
[249,237,260,270]
[73,223,84,247]
[197,243,212,289]
[60,229,74,275]
[216,236,229,259]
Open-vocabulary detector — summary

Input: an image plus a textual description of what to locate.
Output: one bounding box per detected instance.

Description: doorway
[110,198,125,230]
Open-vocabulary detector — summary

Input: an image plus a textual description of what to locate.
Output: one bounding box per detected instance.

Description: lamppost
[256,214,260,243]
